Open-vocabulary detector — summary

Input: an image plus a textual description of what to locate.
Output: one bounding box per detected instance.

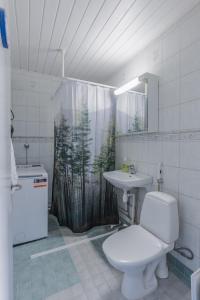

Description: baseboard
[167,253,192,287]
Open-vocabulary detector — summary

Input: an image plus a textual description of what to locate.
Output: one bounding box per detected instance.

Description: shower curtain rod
[58,48,144,95]
[62,75,115,89]
[61,76,145,95]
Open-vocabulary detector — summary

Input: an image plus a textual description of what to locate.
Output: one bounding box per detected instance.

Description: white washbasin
[103,170,153,191]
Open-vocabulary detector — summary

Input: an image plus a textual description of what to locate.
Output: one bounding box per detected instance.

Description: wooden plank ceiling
[9,0,199,83]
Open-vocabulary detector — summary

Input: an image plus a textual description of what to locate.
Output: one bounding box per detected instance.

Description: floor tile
[14,215,192,300]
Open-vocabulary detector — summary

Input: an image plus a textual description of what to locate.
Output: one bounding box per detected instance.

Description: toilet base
[121,274,158,300]
[156,255,168,279]
[121,259,163,300]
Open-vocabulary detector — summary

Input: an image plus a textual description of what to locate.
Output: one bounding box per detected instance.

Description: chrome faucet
[129,163,136,174]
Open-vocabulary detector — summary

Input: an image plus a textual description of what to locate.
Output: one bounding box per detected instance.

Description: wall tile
[13,142,26,159]
[11,71,58,205]
[39,142,53,157]
[180,99,200,131]
[178,220,200,258]
[179,168,200,200]
[159,105,179,132]
[179,194,200,228]
[13,105,26,121]
[27,143,40,159]
[159,79,179,108]
[163,141,179,167]
[12,89,26,106]
[26,106,40,122]
[26,90,40,107]
[180,70,200,103]
[162,26,180,61]
[13,120,26,137]
[180,40,200,76]
[136,161,157,184]
[145,141,162,164]
[162,166,179,194]
[161,53,180,84]
[39,107,53,123]
[180,5,200,49]
[180,140,200,170]
[39,122,54,137]
[26,122,40,137]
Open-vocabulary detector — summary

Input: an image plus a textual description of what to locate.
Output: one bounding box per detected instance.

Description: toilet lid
[103,225,169,267]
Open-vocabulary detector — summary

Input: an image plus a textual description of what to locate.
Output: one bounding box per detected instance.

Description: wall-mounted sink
[103,170,153,202]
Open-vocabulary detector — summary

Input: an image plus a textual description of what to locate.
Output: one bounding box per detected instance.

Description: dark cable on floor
[174,246,194,260]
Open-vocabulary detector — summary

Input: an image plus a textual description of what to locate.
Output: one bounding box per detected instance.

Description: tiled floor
[14,216,191,300]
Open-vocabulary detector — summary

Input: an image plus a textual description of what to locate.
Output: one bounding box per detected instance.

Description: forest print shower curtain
[51,80,119,232]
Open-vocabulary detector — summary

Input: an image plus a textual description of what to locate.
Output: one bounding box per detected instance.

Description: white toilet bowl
[103,192,179,300]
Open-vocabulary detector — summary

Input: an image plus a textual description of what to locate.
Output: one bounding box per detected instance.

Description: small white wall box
[191,268,200,300]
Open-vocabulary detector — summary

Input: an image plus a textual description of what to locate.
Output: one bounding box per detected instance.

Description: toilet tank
[140,192,179,244]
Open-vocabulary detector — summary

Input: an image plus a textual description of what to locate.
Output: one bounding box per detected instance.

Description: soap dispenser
[121,157,129,172]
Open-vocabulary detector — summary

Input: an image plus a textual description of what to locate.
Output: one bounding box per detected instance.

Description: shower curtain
[51,80,119,233]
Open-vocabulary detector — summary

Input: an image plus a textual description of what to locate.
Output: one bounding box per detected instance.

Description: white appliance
[13,164,48,245]
[191,269,200,300]
[0,2,13,299]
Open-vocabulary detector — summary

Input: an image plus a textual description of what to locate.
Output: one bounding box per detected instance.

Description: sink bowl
[103,170,153,191]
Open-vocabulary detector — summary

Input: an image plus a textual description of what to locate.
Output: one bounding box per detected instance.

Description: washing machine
[12,164,48,245]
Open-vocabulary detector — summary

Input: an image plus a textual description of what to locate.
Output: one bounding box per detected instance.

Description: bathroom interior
[1,0,200,299]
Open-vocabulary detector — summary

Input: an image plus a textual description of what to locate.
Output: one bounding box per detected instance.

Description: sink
[103,170,153,190]
[103,170,153,202]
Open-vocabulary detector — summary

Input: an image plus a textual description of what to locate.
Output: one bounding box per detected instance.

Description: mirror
[115,89,147,135]
[115,73,158,136]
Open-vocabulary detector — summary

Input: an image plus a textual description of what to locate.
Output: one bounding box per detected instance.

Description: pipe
[56,48,144,93]
[62,76,145,94]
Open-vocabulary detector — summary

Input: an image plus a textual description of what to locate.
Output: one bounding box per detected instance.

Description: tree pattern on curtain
[51,81,119,233]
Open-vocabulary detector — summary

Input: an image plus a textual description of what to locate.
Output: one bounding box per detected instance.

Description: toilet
[103,192,179,300]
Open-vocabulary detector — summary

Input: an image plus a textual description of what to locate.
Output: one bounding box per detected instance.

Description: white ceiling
[9,0,199,83]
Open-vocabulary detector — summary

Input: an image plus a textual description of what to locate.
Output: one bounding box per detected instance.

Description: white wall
[11,70,61,204]
[0,1,13,299]
[108,3,200,271]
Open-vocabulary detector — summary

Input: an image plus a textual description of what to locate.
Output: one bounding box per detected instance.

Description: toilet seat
[103,225,170,270]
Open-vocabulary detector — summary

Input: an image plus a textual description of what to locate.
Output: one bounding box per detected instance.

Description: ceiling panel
[43,0,76,74]
[29,0,45,71]
[85,0,170,79]
[15,0,30,70]
[9,0,20,68]
[53,0,106,76]
[70,0,140,77]
[94,0,200,82]
[76,0,157,79]
[35,0,60,73]
[49,0,91,76]
[9,0,200,83]
[65,0,123,76]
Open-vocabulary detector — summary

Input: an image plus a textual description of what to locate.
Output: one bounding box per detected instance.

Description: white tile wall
[108,3,200,271]
[11,70,61,205]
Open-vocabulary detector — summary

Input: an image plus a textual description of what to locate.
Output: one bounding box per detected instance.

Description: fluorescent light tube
[114,77,140,95]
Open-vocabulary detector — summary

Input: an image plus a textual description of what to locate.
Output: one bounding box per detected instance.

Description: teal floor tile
[14,215,80,300]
